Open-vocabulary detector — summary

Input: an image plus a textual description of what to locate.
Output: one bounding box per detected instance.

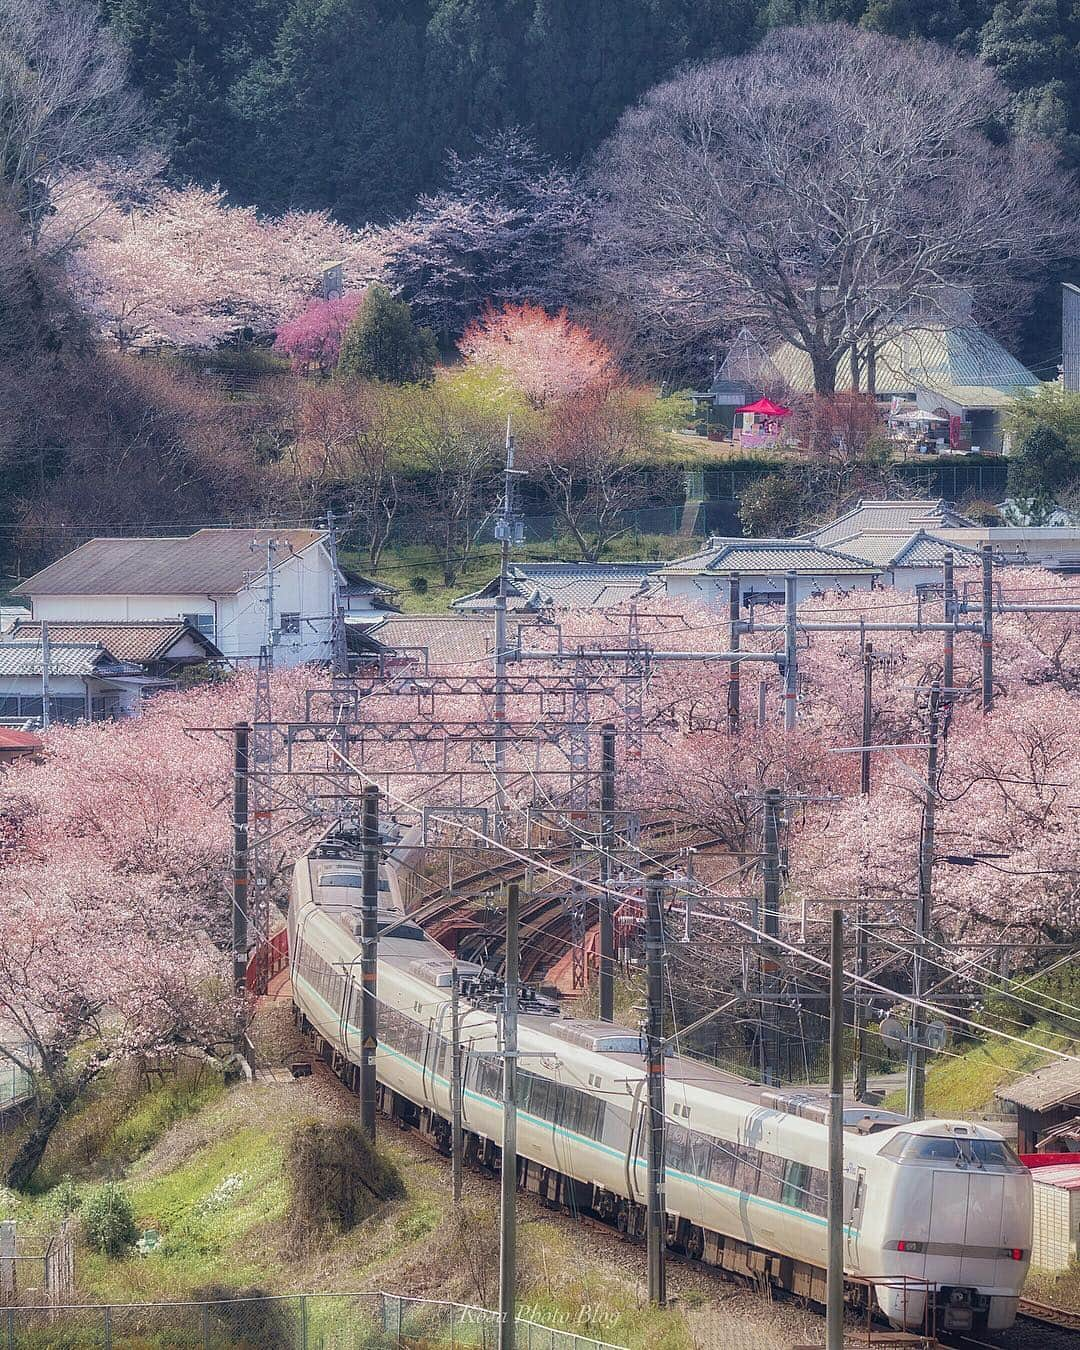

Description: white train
[288,834,1032,1339]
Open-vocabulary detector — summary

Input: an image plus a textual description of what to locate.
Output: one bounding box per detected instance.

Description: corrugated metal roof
[1030,1164,1080,1190]
[659,538,878,576]
[0,642,110,677]
[998,1061,1080,1111]
[834,530,982,568]
[770,324,1038,402]
[0,727,42,750]
[810,499,975,547]
[10,620,221,662]
[9,528,325,597]
[453,562,663,612]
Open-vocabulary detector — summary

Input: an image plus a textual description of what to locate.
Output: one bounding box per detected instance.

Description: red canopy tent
[735,396,792,417]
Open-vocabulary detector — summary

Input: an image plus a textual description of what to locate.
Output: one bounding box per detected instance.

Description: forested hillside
[103,0,1080,226]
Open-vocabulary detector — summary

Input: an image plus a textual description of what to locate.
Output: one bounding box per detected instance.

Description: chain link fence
[0,1291,628,1350]
[0,1047,33,1118]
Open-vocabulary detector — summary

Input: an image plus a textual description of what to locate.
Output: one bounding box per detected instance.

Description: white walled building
[10,529,343,667]
[0,641,169,723]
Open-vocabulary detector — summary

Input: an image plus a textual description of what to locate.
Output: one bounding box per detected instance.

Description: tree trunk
[810,348,837,395]
[866,346,877,398]
[849,341,861,393]
[5,1094,66,1190]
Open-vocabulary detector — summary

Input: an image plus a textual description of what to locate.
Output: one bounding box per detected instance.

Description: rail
[1017,1296,1080,1332]
[0,1290,627,1350]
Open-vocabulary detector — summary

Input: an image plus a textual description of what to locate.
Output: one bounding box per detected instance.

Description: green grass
[883,1020,1077,1116]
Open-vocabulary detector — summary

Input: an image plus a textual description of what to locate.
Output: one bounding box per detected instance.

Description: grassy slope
[0,1004,705,1350]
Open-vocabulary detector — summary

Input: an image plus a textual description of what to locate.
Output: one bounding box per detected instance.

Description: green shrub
[285,1119,403,1248]
[81,1183,137,1256]
[409,575,429,595]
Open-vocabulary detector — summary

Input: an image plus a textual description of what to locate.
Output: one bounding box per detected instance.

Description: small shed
[996,1061,1080,1153]
[1029,1164,1080,1271]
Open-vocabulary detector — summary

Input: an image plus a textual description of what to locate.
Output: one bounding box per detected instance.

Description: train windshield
[880,1131,1023,1169]
[320,872,364,887]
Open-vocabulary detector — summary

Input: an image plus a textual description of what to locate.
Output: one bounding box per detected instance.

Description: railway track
[1017,1296,1080,1333]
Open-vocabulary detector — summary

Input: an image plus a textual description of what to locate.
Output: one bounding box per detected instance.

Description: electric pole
[827,905,845,1350]
[760,787,783,1085]
[326,507,348,676]
[853,645,872,1101]
[943,550,955,700]
[599,724,616,1022]
[451,959,463,1206]
[498,881,520,1350]
[981,544,994,713]
[40,619,50,732]
[727,574,741,732]
[907,688,941,1121]
[783,572,798,731]
[361,784,380,1139]
[232,723,250,1002]
[644,876,667,1306]
[493,421,523,842]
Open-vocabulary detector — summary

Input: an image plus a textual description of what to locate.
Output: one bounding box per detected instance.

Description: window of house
[279,612,301,636]
[182,612,215,639]
[50,697,86,725]
[0,696,18,717]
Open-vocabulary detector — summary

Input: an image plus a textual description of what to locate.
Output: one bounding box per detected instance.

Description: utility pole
[760,787,783,1085]
[498,881,520,1350]
[326,507,348,676]
[853,645,872,1101]
[361,784,380,1139]
[451,959,463,1206]
[644,877,667,1306]
[599,724,616,1022]
[827,905,845,1350]
[232,723,250,1001]
[943,550,955,700]
[783,571,798,731]
[493,421,523,842]
[906,688,940,1121]
[727,574,741,732]
[40,619,50,732]
[259,537,279,666]
[981,544,994,713]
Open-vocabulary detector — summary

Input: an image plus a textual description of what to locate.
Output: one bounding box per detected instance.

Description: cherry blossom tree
[459,303,618,409]
[274,291,365,373]
[0,670,314,1186]
[42,169,387,348]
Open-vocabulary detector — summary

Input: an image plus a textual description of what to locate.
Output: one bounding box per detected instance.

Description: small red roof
[735,396,792,417]
[0,728,43,751]
[1029,1164,1080,1190]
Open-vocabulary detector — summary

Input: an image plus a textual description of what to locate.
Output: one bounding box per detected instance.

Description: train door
[626,1081,647,1205]
[845,1166,866,1267]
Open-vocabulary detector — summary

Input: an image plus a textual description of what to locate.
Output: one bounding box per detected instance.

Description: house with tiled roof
[805,499,976,548]
[10,528,347,667]
[828,530,983,592]
[0,640,174,725]
[658,538,880,608]
[451,562,663,614]
[9,619,222,676]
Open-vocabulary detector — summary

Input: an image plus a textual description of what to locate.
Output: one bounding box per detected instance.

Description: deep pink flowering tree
[275,290,366,373]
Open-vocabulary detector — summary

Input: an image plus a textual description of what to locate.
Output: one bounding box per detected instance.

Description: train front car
[862,1120,1032,1336]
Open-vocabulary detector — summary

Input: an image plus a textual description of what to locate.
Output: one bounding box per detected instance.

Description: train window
[781,1161,812,1210]
[757,1154,783,1203]
[880,1132,1024,1168]
[320,872,364,887]
[733,1145,759,1194]
[665,1123,689,1172]
[709,1140,736,1187]
[529,1076,554,1121]
[808,1167,828,1218]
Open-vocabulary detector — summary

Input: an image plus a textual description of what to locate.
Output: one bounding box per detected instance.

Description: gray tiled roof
[834,531,982,568]
[997,1059,1080,1111]
[659,538,878,576]
[10,620,222,662]
[9,528,326,597]
[452,562,663,612]
[365,615,537,666]
[808,500,975,548]
[0,642,112,677]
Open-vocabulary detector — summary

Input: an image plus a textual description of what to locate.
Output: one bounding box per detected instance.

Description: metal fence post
[202,1301,211,1350]
[300,1294,307,1350]
[5,1306,13,1350]
[103,1304,112,1350]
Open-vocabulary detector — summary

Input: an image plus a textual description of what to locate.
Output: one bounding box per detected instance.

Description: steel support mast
[498,881,521,1350]
[827,905,845,1350]
[907,688,940,1120]
[361,784,380,1138]
[599,724,616,1022]
[645,876,667,1306]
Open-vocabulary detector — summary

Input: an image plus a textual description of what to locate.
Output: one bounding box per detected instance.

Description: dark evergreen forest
[103,0,1080,225]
